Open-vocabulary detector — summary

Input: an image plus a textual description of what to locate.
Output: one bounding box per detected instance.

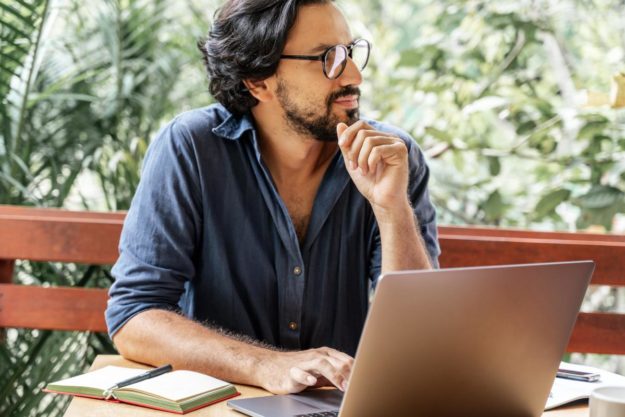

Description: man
[106,0,439,396]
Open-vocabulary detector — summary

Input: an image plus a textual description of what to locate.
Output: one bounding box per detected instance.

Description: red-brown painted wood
[0,283,622,354]
[0,284,108,332]
[0,260,14,284]
[0,206,124,264]
[439,225,625,242]
[439,235,625,286]
[568,312,625,355]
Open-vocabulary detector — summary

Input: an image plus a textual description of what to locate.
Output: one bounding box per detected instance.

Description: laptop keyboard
[295,412,339,417]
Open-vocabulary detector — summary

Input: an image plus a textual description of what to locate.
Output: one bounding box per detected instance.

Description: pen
[104,364,173,399]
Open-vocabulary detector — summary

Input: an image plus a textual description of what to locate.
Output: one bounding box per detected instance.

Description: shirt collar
[211,107,255,141]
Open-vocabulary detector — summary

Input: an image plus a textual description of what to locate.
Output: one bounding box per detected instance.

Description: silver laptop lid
[338,261,594,417]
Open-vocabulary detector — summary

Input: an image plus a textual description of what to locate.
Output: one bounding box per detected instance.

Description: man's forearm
[113,309,354,395]
[374,200,432,274]
[335,121,434,273]
[113,309,270,386]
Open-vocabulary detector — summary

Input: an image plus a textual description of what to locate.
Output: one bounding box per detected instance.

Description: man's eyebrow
[309,39,356,53]
[309,43,333,53]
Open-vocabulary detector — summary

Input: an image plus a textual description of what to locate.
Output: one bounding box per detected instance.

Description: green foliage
[1,0,212,415]
[534,189,572,219]
[346,0,625,230]
[1,0,50,204]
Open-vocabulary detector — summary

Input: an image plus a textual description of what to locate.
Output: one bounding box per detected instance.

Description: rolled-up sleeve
[406,139,440,268]
[105,120,202,338]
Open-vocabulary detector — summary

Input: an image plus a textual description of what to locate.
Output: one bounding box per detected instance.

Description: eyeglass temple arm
[280,55,324,61]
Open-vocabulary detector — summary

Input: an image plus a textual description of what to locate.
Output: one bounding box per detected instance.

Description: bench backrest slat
[0,207,124,264]
[0,284,623,355]
[439,234,625,286]
[440,225,625,242]
[569,312,625,355]
[0,284,108,332]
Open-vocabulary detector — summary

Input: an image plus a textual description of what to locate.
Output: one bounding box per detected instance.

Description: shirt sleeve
[105,119,202,338]
[406,139,440,267]
[368,126,440,286]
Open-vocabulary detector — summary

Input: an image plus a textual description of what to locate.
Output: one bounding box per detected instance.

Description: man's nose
[339,57,363,86]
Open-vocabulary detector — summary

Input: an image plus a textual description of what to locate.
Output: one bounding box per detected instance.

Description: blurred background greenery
[2,0,625,415]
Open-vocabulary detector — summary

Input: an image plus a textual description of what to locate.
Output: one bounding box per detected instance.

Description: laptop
[228,261,594,417]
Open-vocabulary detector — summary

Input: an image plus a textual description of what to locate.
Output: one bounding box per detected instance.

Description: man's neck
[252,109,338,185]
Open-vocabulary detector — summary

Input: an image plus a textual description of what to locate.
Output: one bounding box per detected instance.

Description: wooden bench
[1,204,625,354]
[0,206,123,332]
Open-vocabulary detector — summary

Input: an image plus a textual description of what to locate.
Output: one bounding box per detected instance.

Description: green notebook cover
[45,365,239,414]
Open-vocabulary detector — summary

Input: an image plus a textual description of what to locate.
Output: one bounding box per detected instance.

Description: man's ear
[243,78,274,103]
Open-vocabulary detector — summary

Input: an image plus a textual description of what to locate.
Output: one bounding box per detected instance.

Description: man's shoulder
[152,103,250,152]
[169,103,231,136]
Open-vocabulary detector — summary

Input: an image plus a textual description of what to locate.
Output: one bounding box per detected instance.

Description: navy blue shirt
[106,104,439,356]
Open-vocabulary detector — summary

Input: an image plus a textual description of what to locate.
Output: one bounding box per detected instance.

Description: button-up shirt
[105,104,440,356]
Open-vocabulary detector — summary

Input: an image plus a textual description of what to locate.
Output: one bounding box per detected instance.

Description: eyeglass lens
[325,46,347,79]
[324,40,370,79]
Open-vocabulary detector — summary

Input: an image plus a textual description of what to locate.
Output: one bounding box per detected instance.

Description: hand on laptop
[255,347,353,395]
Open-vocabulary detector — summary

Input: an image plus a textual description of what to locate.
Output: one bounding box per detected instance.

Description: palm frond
[1,0,210,413]
[0,0,49,131]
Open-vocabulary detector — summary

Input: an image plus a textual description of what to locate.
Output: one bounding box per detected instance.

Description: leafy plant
[1,0,50,204]
[1,0,212,415]
[348,0,625,231]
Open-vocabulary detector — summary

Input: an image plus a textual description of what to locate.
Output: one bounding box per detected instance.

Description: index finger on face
[337,120,373,148]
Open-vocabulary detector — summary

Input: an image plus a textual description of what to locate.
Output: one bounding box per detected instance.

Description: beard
[276,79,360,142]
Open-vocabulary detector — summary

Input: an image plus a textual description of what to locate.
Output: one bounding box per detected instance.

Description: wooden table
[61,355,589,416]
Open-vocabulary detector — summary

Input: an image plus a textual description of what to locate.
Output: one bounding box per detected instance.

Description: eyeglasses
[280,39,371,80]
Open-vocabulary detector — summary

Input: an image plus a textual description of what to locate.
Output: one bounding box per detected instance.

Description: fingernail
[307,376,317,385]
[342,381,347,391]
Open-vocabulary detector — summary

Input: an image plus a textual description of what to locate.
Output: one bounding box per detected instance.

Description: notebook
[44,365,239,414]
[547,362,625,410]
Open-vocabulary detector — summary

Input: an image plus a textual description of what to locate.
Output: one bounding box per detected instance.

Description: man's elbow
[110,308,172,360]
[110,312,147,360]
[111,322,133,359]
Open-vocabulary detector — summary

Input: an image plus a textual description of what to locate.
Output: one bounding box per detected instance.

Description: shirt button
[293,266,302,276]
[288,321,298,331]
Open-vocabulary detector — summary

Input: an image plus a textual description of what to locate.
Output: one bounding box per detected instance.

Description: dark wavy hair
[198,0,331,115]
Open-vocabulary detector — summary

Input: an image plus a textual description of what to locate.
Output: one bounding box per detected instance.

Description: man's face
[273,2,363,142]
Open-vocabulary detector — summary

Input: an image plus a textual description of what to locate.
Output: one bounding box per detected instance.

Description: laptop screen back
[338,261,594,417]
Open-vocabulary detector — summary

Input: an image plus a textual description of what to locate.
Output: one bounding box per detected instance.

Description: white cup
[590,386,625,417]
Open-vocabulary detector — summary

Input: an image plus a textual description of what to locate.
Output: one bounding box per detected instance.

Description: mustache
[327,87,361,104]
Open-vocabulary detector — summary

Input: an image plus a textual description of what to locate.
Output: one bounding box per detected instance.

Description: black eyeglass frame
[280,38,371,79]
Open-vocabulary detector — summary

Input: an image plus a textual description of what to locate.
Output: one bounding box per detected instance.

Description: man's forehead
[283,2,353,53]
